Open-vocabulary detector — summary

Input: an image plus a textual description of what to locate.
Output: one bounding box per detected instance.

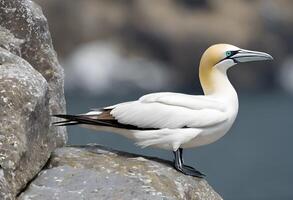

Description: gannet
[54,44,273,178]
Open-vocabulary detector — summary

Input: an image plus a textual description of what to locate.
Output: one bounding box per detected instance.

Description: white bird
[54,44,273,178]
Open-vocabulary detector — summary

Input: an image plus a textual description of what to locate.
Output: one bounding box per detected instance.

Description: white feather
[110,93,228,129]
[139,92,226,111]
[133,128,201,151]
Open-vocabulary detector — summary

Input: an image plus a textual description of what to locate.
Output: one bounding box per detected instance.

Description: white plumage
[113,93,228,129]
[85,90,236,151]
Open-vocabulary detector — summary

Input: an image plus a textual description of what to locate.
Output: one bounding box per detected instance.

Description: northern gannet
[54,44,273,178]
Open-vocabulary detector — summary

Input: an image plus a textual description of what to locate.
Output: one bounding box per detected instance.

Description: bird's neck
[199,61,237,100]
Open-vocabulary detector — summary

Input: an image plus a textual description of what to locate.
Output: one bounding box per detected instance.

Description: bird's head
[199,44,273,94]
[200,44,273,71]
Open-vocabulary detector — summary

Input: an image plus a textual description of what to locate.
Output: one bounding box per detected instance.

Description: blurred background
[35,0,293,199]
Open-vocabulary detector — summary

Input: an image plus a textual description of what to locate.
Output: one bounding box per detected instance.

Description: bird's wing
[139,92,226,111]
[107,93,228,129]
[55,93,228,130]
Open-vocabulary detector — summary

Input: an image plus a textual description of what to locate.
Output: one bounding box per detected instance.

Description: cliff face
[19,145,223,200]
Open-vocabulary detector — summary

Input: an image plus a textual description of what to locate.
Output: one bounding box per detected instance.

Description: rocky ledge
[18,145,222,200]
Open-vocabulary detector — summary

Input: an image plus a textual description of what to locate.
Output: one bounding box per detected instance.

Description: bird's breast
[182,120,234,148]
[183,102,239,149]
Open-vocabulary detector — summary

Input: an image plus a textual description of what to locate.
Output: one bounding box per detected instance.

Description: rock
[0,26,24,56]
[0,48,50,199]
[19,145,223,200]
[0,0,67,145]
[0,168,12,200]
[0,1,67,198]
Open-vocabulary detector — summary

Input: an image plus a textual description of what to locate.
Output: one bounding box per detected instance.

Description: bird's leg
[174,148,183,171]
[173,148,205,178]
[179,148,197,171]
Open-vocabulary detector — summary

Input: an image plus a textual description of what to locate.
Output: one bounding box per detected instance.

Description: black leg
[173,148,205,178]
[179,148,184,163]
[174,148,183,170]
[179,148,198,171]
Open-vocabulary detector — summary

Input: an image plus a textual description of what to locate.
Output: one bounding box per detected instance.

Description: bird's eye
[226,51,232,57]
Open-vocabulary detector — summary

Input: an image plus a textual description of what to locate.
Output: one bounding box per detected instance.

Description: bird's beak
[231,49,273,63]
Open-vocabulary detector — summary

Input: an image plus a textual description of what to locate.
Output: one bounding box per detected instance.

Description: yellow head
[199,44,273,94]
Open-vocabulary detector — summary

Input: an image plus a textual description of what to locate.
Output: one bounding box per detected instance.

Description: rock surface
[0,48,50,199]
[0,0,67,145]
[0,1,67,199]
[19,145,223,200]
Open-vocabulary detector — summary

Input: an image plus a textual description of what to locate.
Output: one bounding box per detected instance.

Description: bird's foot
[175,164,205,178]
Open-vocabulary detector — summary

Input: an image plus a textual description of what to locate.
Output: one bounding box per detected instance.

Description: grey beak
[231,49,273,63]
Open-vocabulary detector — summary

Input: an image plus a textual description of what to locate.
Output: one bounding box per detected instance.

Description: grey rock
[0,0,67,146]
[0,48,52,199]
[0,26,24,56]
[0,1,67,198]
[0,169,12,200]
[19,145,223,200]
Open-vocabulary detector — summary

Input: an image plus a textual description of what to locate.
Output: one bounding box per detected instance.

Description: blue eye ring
[226,51,232,57]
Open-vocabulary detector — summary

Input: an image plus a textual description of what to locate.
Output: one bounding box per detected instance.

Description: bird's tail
[52,114,102,126]
[52,114,81,126]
